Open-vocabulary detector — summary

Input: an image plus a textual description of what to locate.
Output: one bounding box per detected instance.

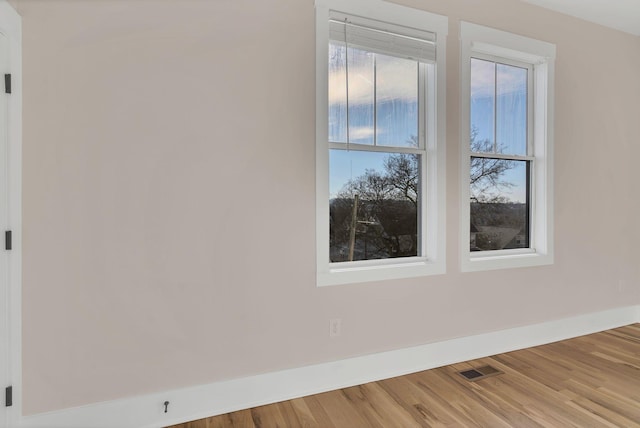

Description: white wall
[13,0,640,415]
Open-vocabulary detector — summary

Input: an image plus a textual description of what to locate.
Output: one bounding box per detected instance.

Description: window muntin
[469,55,533,253]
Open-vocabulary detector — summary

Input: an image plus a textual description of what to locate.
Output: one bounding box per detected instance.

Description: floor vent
[458,365,503,381]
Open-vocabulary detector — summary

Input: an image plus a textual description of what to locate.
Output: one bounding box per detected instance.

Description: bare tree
[329,130,520,259]
[330,141,420,261]
[384,154,418,207]
[467,127,528,251]
[469,127,515,202]
[331,165,417,260]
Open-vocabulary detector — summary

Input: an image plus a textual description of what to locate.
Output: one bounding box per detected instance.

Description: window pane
[347,47,375,145]
[330,149,420,262]
[328,42,347,143]
[470,159,529,251]
[375,53,418,147]
[328,45,375,144]
[496,63,527,156]
[470,58,495,153]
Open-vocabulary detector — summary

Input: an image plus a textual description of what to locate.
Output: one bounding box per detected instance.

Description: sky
[328,44,418,197]
[470,58,528,203]
[329,45,529,203]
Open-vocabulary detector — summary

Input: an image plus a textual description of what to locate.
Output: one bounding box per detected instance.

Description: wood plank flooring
[167,324,640,427]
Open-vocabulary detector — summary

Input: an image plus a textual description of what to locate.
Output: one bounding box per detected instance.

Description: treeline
[330,198,417,262]
[470,201,527,228]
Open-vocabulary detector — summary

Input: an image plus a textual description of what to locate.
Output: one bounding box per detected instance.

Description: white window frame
[460,22,555,272]
[315,0,447,286]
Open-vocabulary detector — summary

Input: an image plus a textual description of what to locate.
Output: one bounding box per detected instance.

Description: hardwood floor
[168,324,640,427]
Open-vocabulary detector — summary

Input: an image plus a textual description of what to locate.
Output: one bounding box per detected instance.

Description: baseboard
[20,305,640,428]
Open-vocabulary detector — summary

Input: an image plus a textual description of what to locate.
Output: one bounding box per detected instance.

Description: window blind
[329,12,436,63]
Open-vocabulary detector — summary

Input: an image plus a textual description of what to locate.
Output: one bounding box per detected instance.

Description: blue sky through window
[470,58,528,203]
[329,43,419,197]
[328,48,529,203]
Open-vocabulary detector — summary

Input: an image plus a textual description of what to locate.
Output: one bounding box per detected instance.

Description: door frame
[0,1,21,426]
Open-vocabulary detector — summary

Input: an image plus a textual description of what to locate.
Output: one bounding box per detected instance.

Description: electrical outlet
[618,279,627,292]
[329,318,342,337]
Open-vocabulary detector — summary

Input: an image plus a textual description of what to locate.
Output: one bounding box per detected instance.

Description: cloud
[471,59,527,99]
[348,126,375,140]
[329,45,417,106]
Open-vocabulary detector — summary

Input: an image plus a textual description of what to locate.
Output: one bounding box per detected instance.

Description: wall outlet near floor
[618,279,627,292]
[329,318,342,337]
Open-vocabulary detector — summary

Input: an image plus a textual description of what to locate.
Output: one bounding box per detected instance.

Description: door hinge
[5,386,12,407]
[4,74,10,94]
[5,230,11,250]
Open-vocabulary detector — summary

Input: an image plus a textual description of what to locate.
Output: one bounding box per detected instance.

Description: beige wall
[14,0,640,415]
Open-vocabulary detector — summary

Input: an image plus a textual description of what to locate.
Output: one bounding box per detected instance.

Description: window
[315,0,447,286]
[460,22,555,272]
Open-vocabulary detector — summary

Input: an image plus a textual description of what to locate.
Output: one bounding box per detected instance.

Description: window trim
[315,0,448,286]
[460,22,555,272]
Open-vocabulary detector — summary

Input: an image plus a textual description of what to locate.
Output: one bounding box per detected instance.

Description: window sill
[461,250,553,273]
[317,258,445,287]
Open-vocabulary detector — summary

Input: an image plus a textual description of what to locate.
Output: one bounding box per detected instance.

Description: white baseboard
[19,305,640,428]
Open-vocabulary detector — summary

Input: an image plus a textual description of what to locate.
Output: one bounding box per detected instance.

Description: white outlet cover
[329,318,341,337]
